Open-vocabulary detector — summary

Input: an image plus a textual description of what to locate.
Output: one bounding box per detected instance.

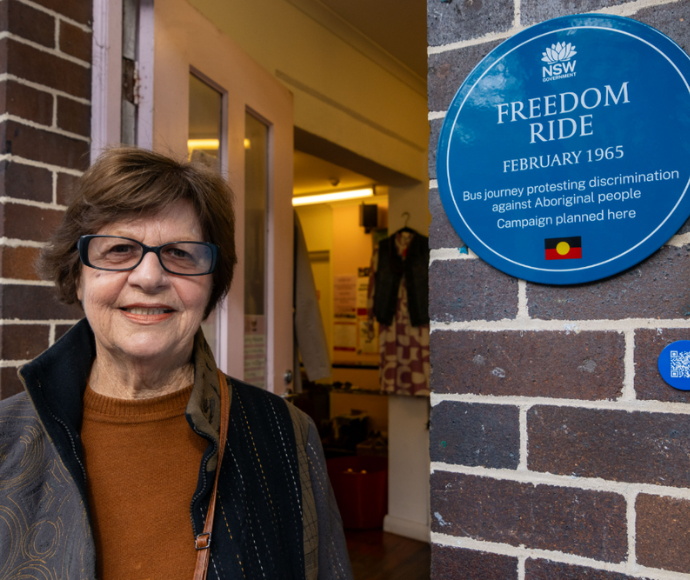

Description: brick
[427,0,514,47]
[431,471,627,561]
[29,0,92,26]
[0,81,53,127]
[1,38,91,99]
[636,494,690,574]
[429,118,442,180]
[527,245,690,320]
[0,246,42,280]
[525,559,652,580]
[635,2,690,54]
[430,401,519,468]
[0,284,81,320]
[0,203,63,242]
[0,160,52,202]
[520,0,637,26]
[59,20,91,62]
[432,545,517,580]
[0,0,55,48]
[54,323,75,342]
[0,121,89,171]
[0,324,49,360]
[431,330,624,399]
[56,172,79,205]
[635,329,690,403]
[57,97,90,137]
[428,41,502,113]
[529,407,690,487]
[1,367,23,399]
[429,188,463,249]
[430,259,518,322]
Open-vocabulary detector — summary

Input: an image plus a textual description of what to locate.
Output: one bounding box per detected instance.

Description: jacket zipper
[189,423,217,538]
[21,375,88,485]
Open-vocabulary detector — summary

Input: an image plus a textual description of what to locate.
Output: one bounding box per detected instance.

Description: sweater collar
[19,319,228,481]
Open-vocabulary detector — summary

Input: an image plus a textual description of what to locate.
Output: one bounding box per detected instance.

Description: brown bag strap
[193,370,230,580]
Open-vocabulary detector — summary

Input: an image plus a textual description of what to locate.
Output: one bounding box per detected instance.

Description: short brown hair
[39,147,237,318]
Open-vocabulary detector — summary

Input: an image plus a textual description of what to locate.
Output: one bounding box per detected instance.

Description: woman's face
[77,199,213,370]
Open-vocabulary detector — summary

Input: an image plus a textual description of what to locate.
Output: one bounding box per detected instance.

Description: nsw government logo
[541,42,577,82]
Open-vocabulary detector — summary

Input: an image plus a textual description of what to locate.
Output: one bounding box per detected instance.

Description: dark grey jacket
[0,319,352,580]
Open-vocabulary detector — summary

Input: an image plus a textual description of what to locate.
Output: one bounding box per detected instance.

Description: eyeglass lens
[87,236,213,275]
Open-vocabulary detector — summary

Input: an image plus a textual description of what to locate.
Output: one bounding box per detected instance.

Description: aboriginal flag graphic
[545,236,582,260]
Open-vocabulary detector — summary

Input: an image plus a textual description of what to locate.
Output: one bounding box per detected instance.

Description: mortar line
[431,461,690,500]
[0,238,48,249]
[427,0,682,55]
[517,556,526,580]
[0,278,54,286]
[513,0,522,29]
[622,330,636,401]
[0,31,91,68]
[430,393,690,415]
[0,153,85,175]
[517,280,528,319]
[16,0,93,32]
[518,405,530,471]
[431,318,690,333]
[431,532,690,580]
[48,323,56,347]
[626,489,639,571]
[0,319,80,325]
[0,113,90,143]
[0,74,91,105]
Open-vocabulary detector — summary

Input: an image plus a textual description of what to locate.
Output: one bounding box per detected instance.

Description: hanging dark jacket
[0,319,352,580]
[373,232,430,327]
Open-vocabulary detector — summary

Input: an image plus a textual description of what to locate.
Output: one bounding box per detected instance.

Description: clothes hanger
[397,212,415,234]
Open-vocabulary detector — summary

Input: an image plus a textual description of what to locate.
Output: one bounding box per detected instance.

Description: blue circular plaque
[658,340,690,391]
[437,14,690,284]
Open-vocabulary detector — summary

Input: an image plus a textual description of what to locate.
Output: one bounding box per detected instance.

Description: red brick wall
[0,0,91,398]
[428,0,690,578]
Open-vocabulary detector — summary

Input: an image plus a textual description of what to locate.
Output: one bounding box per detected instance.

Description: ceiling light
[188,139,219,150]
[292,188,374,206]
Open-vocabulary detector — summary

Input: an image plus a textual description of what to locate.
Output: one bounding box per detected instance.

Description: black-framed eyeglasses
[77,235,218,276]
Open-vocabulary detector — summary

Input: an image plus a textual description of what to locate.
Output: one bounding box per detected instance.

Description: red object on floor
[327,456,388,530]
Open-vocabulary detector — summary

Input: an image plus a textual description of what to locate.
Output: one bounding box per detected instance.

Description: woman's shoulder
[226,376,313,446]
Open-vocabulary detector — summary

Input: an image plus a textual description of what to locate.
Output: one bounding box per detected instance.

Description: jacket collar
[19,318,229,490]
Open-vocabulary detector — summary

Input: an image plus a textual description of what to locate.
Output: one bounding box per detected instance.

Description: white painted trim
[91,0,122,161]
[431,532,690,580]
[383,515,431,543]
[284,0,425,96]
[136,0,154,149]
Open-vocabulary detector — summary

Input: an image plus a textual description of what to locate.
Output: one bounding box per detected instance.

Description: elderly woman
[0,148,352,580]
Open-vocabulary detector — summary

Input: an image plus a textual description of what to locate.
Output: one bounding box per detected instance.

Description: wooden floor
[344,529,431,580]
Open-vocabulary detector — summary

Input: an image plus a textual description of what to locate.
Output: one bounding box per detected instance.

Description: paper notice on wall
[355,273,378,354]
[244,315,266,389]
[333,314,357,352]
[334,275,357,315]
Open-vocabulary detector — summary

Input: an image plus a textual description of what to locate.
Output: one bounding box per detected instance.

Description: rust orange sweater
[81,384,207,580]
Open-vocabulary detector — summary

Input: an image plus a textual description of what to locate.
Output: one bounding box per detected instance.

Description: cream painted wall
[186,0,428,182]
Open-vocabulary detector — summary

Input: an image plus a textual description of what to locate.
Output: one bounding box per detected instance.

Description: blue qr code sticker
[670,351,690,378]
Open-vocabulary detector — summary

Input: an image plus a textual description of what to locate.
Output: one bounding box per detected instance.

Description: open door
[146,0,294,393]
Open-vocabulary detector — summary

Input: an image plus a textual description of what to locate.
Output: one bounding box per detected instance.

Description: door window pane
[188,73,222,358]
[243,112,269,388]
